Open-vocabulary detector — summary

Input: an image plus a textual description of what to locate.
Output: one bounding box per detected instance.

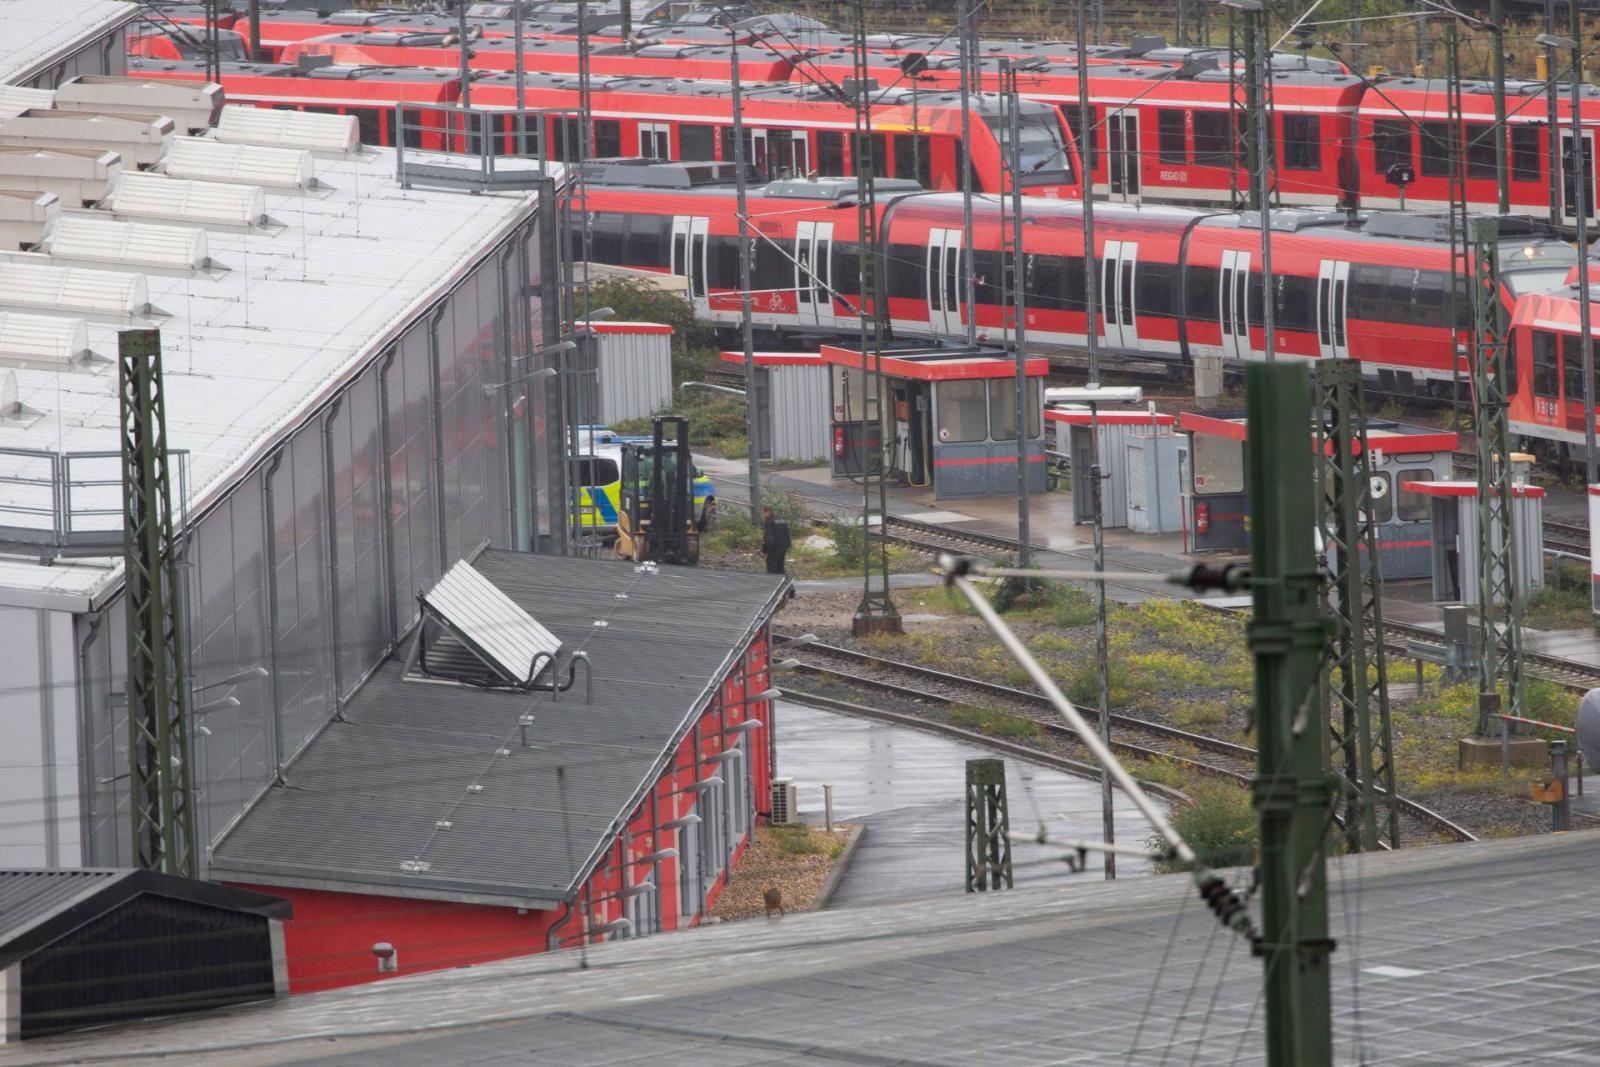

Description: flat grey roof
[22,831,1600,1065]
[209,551,786,908]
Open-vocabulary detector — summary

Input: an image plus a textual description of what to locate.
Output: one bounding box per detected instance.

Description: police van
[570,427,716,538]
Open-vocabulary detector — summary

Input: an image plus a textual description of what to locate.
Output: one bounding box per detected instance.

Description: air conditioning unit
[769,778,797,825]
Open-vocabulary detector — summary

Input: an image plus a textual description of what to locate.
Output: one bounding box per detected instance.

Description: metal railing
[393,104,576,193]
[0,446,188,561]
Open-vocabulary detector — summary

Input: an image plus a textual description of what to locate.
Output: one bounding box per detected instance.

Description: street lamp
[1040,382,1144,880]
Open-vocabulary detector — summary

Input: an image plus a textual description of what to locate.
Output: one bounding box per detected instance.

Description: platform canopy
[1406,480,1546,498]
[819,343,1048,380]
[718,350,824,366]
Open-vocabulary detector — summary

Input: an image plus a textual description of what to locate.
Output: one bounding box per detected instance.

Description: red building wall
[228,625,774,993]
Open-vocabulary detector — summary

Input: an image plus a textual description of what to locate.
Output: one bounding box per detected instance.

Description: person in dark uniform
[761,506,791,578]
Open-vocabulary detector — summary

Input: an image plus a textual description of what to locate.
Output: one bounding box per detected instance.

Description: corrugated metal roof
[211,551,785,908]
[0,0,137,88]
[0,867,291,967]
[0,868,123,941]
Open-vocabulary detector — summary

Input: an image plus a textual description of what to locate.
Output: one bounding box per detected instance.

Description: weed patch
[948,705,1042,740]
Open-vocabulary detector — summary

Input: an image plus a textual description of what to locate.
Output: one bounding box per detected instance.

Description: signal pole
[1491,0,1510,212]
[119,329,197,879]
[850,0,900,637]
[731,32,761,522]
[1246,360,1334,1067]
[958,0,977,345]
[1001,60,1030,570]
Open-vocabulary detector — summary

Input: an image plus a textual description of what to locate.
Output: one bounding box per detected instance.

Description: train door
[1107,109,1140,201]
[639,123,670,159]
[770,130,808,178]
[1220,249,1253,360]
[1561,129,1598,225]
[926,227,964,337]
[1317,259,1351,360]
[1101,240,1138,348]
[796,219,835,327]
[670,216,710,306]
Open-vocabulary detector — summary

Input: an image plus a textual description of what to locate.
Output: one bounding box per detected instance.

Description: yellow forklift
[615,416,701,565]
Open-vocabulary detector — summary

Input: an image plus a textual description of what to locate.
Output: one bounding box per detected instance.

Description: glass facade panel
[79,213,554,866]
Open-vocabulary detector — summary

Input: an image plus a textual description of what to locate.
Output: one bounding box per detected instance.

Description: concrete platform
[22,832,1600,1065]
[775,702,1156,904]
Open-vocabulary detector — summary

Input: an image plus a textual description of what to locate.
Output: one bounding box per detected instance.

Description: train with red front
[571,160,1576,399]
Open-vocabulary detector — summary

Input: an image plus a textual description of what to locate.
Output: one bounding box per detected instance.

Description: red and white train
[573,161,1577,397]
[127,57,1084,198]
[1510,286,1600,459]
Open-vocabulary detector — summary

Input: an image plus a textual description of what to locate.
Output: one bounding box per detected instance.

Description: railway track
[779,636,1477,847]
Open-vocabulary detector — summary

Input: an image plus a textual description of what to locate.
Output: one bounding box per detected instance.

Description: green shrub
[948,704,1042,740]
[828,516,866,568]
[1154,779,1258,872]
[772,824,828,856]
[582,277,717,384]
[1048,583,1096,628]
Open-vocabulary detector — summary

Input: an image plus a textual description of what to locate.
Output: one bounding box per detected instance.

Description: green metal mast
[1246,361,1333,1067]
[964,758,1014,892]
[1315,359,1399,852]
[1471,218,1525,733]
[119,328,197,878]
[850,0,900,637]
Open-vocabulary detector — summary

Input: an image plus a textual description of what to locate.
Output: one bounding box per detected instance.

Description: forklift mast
[619,416,698,565]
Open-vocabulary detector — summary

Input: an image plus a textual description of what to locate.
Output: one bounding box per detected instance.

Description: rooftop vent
[0,110,174,169]
[38,215,209,271]
[0,189,57,250]
[54,76,224,135]
[0,311,90,368]
[0,147,120,208]
[0,369,43,428]
[163,136,314,190]
[0,85,55,119]
[216,105,359,155]
[0,260,150,318]
[105,171,267,229]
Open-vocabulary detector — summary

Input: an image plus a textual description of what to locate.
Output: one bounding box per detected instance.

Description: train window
[1351,265,1387,321]
[1419,122,1451,177]
[1384,267,1417,322]
[626,216,671,268]
[1192,434,1244,495]
[1505,328,1518,396]
[546,117,580,161]
[1185,264,1219,322]
[753,237,793,293]
[1135,261,1175,317]
[400,108,425,150]
[1281,115,1320,171]
[971,249,1003,307]
[870,133,888,177]
[1029,254,1063,311]
[1512,126,1541,183]
[590,213,626,264]
[1412,270,1448,328]
[816,130,845,176]
[1397,470,1433,522]
[1234,111,1248,166]
[1372,120,1412,176]
[1275,274,1316,333]
[1561,335,1600,406]
[351,108,381,147]
[1193,111,1230,167]
[1157,109,1187,164]
[893,134,933,188]
[593,120,622,158]
[1533,330,1561,398]
[1368,473,1393,523]
[704,235,740,290]
[834,241,860,298]
[680,124,715,161]
[937,380,989,442]
[1465,123,1497,179]
[493,112,538,157]
[887,243,924,299]
[1064,104,1098,170]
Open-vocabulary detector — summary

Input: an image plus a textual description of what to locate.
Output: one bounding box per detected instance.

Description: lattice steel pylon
[1315,359,1398,853]
[849,0,899,637]
[119,329,197,878]
[964,758,1013,892]
[1470,218,1525,733]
